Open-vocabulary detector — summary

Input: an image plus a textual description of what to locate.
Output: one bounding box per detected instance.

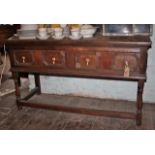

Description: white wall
[30,25,155,103]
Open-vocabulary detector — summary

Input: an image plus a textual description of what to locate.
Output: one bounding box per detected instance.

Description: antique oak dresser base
[7,36,151,126]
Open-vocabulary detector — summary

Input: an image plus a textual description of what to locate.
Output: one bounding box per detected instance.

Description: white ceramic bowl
[80,28,97,38]
[80,24,96,38]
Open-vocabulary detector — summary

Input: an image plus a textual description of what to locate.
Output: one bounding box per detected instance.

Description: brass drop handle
[22,56,26,63]
[124,60,130,77]
[125,61,129,69]
[52,57,56,64]
[85,58,90,66]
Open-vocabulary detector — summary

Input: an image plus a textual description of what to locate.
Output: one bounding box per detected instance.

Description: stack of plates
[20,24,37,31]
[17,29,37,40]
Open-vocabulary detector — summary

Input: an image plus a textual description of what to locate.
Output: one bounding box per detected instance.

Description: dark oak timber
[34,74,41,94]
[136,80,145,125]
[12,72,22,110]
[22,87,39,101]
[6,35,151,126]
[19,100,136,120]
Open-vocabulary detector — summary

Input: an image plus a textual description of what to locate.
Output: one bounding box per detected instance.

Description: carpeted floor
[0,89,155,130]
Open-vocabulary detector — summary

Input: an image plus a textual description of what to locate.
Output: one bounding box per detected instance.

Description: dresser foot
[16,99,22,110]
[17,105,23,110]
[136,113,142,126]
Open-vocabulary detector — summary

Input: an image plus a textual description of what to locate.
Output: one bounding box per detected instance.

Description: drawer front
[113,54,138,72]
[96,48,141,76]
[13,50,34,66]
[100,53,113,70]
[100,52,140,77]
[42,50,66,68]
[75,52,99,70]
[74,49,141,77]
[11,48,144,79]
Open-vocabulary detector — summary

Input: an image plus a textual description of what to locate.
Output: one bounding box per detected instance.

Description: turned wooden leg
[136,80,145,126]
[17,74,21,86]
[34,73,41,94]
[13,72,22,110]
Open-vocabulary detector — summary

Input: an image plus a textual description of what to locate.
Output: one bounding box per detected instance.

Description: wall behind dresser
[29,25,155,103]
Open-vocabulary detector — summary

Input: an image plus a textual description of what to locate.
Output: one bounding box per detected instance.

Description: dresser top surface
[6,35,152,48]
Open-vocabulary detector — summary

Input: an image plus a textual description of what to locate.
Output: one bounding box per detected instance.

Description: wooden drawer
[100,52,139,73]
[42,50,66,68]
[13,50,34,66]
[11,48,144,79]
[100,53,113,70]
[113,53,139,72]
[73,49,141,78]
[75,51,99,70]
